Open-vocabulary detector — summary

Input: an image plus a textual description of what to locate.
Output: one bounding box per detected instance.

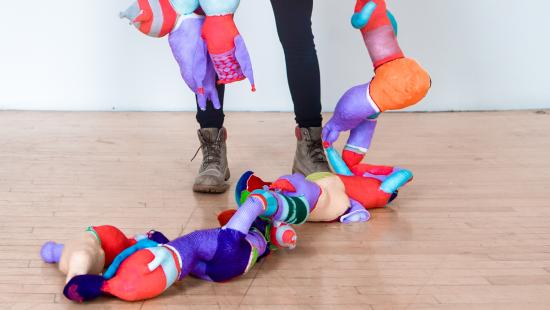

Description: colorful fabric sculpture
[168,13,221,110]
[40,225,169,283]
[119,0,179,38]
[233,158,413,225]
[323,0,431,169]
[60,213,294,302]
[199,0,255,89]
[120,0,255,110]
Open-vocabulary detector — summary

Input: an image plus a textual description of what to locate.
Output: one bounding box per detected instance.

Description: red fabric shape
[92,225,134,267]
[202,15,239,55]
[351,163,395,176]
[354,0,391,33]
[337,175,391,209]
[103,249,171,301]
[269,179,297,193]
[342,149,365,167]
[218,209,238,226]
[159,0,178,37]
[247,175,271,192]
[137,0,153,35]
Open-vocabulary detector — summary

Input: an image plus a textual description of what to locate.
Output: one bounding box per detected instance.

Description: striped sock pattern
[249,190,311,226]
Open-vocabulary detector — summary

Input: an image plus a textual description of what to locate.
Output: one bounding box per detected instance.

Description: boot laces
[305,133,327,163]
[191,132,223,168]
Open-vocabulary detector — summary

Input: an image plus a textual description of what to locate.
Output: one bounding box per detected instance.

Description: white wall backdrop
[0,0,549,112]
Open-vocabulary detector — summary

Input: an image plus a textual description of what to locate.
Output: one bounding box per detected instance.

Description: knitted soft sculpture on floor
[40,225,169,283]
[323,0,431,169]
[61,212,294,302]
[228,142,413,227]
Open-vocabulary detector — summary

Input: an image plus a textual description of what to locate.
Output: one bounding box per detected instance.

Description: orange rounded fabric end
[370,57,431,112]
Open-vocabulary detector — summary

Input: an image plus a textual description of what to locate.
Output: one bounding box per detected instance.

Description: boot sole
[192,183,230,194]
[192,169,231,194]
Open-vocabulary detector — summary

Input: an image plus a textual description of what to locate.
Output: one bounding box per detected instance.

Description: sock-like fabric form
[354,0,403,68]
[248,190,311,225]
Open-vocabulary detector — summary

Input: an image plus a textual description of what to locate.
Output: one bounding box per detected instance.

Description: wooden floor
[1,110,550,310]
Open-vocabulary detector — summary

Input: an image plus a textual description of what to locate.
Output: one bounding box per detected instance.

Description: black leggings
[196,0,322,129]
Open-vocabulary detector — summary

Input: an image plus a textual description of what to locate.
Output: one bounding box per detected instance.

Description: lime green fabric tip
[306,172,333,182]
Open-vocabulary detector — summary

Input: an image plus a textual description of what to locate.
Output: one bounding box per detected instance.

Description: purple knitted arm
[234,35,256,91]
[168,15,220,110]
[225,196,265,235]
[346,118,378,153]
[322,83,379,146]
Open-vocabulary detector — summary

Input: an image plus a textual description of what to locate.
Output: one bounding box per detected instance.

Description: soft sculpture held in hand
[40,225,169,283]
[199,0,255,90]
[323,0,431,169]
[120,0,255,110]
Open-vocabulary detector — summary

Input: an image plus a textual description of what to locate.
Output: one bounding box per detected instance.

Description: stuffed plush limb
[121,1,222,111]
[199,0,256,90]
[323,0,431,165]
[62,207,292,302]
[168,14,221,110]
[40,225,169,283]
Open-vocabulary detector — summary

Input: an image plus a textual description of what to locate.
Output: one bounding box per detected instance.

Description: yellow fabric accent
[306,172,334,182]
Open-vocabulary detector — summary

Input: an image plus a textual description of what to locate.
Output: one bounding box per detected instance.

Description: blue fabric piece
[63,274,105,302]
[351,1,377,29]
[148,231,170,244]
[103,239,159,280]
[326,147,353,176]
[235,171,254,206]
[205,228,251,282]
[380,169,413,194]
[250,190,278,217]
[387,10,398,36]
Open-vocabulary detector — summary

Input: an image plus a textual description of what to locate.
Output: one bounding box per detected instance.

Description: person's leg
[193,83,231,193]
[270,0,321,128]
[270,0,329,175]
[196,83,225,129]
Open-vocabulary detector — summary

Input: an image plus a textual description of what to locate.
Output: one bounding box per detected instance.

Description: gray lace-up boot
[292,127,331,176]
[193,128,230,193]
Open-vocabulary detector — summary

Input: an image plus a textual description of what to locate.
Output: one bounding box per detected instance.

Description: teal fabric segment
[380,169,413,194]
[368,112,380,120]
[283,196,297,224]
[387,10,398,36]
[85,226,101,247]
[279,195,309,225]
[277,193,290,223]
[170,0,199,15]
[199,0,239,16]
[351,1,377,29]
[326,147,353,176]
[251,190,278,217]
